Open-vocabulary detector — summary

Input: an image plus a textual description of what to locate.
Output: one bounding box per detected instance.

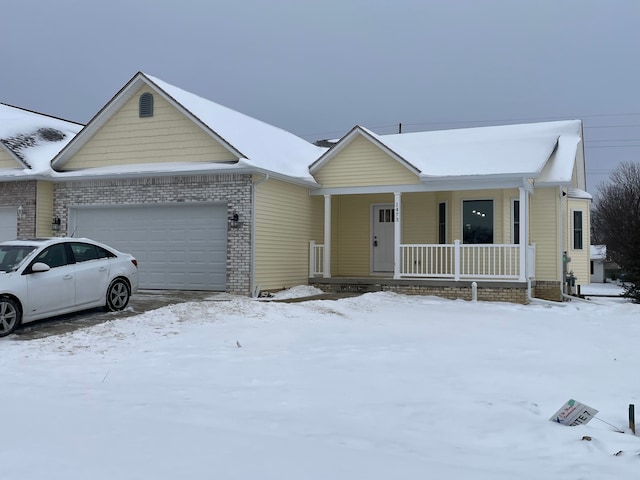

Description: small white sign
[550,399,599,426]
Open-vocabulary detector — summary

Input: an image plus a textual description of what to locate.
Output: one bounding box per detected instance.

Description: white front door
[372,204,395,272]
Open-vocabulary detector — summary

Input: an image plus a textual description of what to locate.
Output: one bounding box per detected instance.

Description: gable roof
[0,103,83,176]
[311,120,583,186]
[51,72,326,183]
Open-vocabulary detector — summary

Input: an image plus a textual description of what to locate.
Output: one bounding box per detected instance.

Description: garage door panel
[71,204,227,290]
[0,208,17,241]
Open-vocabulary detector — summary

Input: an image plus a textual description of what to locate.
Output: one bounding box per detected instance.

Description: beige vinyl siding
[313,136,420,188]
[402,192,437,244]
[36,181,54,237]
[254,178,315,291]
[501,189,519,244]
[330,192,436,276]
[61,86,237,170]
[568,197,591,285]
[530,187,560,281]
[0,149,18,168]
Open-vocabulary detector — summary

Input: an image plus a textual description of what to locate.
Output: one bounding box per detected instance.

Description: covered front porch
[308,187,536,303]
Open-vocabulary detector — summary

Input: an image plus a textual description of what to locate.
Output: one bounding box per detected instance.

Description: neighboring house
[22,71,589,303]
[0,103,83,240]
[50,72,326,295]
[590,245,606,283]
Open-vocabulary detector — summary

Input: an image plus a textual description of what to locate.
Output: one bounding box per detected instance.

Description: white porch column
[323,194,331,278]
[519,187,528,282]
[394,192,401,279]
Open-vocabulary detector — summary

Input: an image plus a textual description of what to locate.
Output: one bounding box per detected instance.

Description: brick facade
[533,280,562,302]
[0,180,37,239]
[311,278,530,304]
[53,174,253,295]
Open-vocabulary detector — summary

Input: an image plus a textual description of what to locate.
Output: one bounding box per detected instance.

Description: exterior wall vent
[139,93,154,118]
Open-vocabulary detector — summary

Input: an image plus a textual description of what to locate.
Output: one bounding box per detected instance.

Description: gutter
[250,173,270,297]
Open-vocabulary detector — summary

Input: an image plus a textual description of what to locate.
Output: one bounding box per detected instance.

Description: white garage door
[0,207,17,241]
[70,204,228,291]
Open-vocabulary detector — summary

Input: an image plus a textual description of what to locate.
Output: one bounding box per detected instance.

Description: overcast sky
[3,0,639,193]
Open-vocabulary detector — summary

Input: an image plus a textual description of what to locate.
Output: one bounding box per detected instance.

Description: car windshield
[0,245,37,272]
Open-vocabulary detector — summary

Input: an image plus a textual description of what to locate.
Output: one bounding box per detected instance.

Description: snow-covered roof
[590,245,606,260]
[0,103,83,176]
[311,120,583,186]
[51,72,326,183]
[145,75,326,182]
[567,187,592,200]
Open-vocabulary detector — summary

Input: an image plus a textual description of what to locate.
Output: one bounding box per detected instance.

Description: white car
[0,237,139,337]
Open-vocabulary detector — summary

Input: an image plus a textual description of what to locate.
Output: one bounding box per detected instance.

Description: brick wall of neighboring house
[0,180,37,238]
[53,174,253,295]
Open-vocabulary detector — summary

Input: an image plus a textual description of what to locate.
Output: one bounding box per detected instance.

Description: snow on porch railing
[309,241,324,277]
[400,241,523,280]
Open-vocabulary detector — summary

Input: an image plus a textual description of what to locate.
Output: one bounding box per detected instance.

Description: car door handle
[98,266,107,272]
[63,274,73,280]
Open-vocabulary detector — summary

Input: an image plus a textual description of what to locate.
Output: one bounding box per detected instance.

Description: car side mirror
[31,262,51,273]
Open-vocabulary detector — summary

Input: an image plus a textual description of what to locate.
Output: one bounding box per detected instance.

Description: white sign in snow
[550,399,599,426]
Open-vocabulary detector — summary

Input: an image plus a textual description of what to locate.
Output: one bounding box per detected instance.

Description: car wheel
[0,297,21,337]
[106,279,130,311]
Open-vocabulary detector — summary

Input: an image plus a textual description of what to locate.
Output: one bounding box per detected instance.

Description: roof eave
[48,163,319,187]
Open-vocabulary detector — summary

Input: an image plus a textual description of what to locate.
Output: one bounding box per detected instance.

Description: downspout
[558,185,565,301]
[250,174,270,297]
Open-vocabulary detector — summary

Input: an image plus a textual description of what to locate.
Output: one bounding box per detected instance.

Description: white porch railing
[309,241,325,277]
[310,240,536,281]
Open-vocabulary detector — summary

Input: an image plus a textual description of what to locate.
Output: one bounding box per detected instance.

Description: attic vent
[139,93,154,118]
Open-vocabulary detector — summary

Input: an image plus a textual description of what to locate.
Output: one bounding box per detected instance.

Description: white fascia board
[310,177,530,196]
[47,162,319,188]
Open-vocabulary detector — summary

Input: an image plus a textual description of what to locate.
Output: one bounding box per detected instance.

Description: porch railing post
[454,239,461,281]
[323,195,331,278]
[518,187,527,282]
[309,240,315,277]
[394,192,401,279]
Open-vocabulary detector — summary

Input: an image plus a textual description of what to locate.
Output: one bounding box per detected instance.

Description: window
[512,199,520,244]
[139,92,154,117]
[378,208,394,223]
[34,244,68,269]
[0,245,36,272]
[573,210,583,250]
[70,242,115,262]
[438,202,447,244]
[463,200,493,244]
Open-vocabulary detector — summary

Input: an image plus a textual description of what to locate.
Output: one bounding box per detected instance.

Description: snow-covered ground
[2,288,640,479]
